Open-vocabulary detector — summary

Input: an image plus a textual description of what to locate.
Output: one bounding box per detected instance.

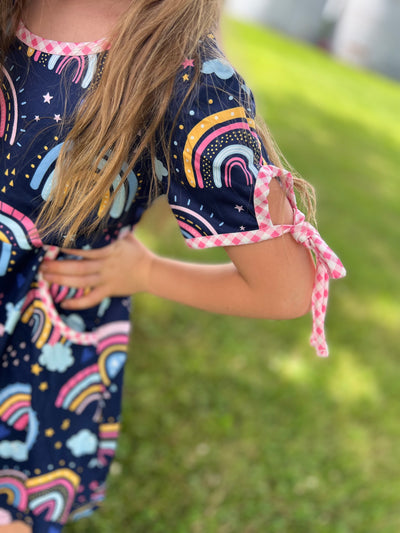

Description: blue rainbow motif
[96,322,130,386]
[30,143,63,201]
[0,241,12,276]
[26,469,80,524]
[21,297,54,349]
[97,157,138,218]
[0,202,42,275]
[55,364,106,415]
[0,384,39,462]
[0,383,31,429]
[212,145,258,188]
[0,67,18,146]
[47,54,98,89]
[0,470,28,511]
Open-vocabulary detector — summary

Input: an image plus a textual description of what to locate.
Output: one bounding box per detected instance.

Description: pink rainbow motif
[0,68,18,146]
[0,202,43,248]
[96,322,130,386]
[2,401,30,431]
[33,500,56,521]
[176,221,203,239]
[55,56,85,84]
[28,480,76,523]
[224,158,254,187]
[0,88,6,138]
[0,471,29,511]
[55,364,102,409]
[97,424,120,466]
[21,289,38,314]
[0,385,31,432]
[193,121,254,188]
[172,206,218,236]
[96,321,130,353]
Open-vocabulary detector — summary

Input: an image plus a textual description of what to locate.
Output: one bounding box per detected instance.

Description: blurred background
[67,2,400,532]
[226,0,400,81]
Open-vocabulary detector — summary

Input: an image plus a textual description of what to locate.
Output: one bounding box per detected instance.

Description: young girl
[0,0,346,531]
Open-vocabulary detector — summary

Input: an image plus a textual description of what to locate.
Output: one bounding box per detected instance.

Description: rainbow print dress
[0,23,345,532]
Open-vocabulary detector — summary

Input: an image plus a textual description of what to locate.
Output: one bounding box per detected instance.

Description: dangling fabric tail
[257,165,346,357]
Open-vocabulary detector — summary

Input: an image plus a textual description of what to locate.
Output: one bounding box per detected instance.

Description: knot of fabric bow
[258,165,347,357]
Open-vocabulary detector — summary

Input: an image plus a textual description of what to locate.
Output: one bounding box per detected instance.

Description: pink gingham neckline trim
[16,21,110,56]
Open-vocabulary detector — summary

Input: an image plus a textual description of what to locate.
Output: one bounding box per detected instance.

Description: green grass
[67,19,400,533]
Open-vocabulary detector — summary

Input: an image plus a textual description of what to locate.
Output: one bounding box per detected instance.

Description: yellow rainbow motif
[0,487,14,504]
[21,300,52,349]
[0,393,30,417]
[99,422,120,433]
[98,344,127,387]
[0,470,29,511]
[69,384,105,412]
[26,469,80,489]
[27,469,81,523]
[0,231,10,244]
[183,107,256,187]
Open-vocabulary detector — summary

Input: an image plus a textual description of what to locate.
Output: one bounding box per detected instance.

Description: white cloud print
[66,429,98,457]
[0,440,28,462]
[39,342,74,372]
[201,59,235,80]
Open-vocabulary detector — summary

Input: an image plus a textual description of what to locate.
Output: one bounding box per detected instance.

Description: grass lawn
[67,18,400,533]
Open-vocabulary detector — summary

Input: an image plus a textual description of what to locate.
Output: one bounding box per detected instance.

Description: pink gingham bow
[257,165,347,357]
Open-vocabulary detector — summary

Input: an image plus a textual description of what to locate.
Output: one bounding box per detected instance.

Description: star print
[61,419,71,430]
[45,428,55,437]
[182,58,194,69]
[234,205,244,212]
[31,363,43,376]
[182,74,190,82]
[39,382,48,391]
[54,114,61,122]
[240,226,246,231]
[34,115,40,122]
[43,92,53,104]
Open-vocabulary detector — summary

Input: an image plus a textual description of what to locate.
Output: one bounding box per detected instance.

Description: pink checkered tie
[258,165,347,357]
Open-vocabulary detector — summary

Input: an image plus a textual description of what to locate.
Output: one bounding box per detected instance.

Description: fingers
[41,259,102,276]
[59,246,112,259]
[41,271,102,289]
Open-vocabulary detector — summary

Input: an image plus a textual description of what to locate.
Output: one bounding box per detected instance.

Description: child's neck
[23,0,130,42]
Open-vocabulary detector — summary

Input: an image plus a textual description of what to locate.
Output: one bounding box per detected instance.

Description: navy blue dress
[0,23,273,532]
[0,20,346,532]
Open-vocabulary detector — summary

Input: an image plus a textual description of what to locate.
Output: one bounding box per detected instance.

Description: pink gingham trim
[38,246,98,346]
[186,165,347,357]
[16,22,109,56]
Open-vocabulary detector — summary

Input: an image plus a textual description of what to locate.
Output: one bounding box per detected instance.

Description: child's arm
[40,179,315,320]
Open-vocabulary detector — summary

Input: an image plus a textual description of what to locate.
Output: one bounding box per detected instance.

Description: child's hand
[40,233,154,310]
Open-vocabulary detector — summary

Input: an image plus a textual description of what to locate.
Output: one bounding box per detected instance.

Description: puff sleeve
[158,49,346,357]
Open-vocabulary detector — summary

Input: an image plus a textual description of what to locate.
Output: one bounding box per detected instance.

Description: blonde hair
[1,0,315,245]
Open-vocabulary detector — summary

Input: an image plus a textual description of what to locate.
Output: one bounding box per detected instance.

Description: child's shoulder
[170,34,256,120]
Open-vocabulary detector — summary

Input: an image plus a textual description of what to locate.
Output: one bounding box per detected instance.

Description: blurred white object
[332,0,400,80]
[322,0,349,21]
[224,0,400,81]
[224,0,328,42]
[224,0,268,22]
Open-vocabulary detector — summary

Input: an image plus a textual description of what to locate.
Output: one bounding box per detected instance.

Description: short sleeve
[157,46,347,359]
[159,48,275,250]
